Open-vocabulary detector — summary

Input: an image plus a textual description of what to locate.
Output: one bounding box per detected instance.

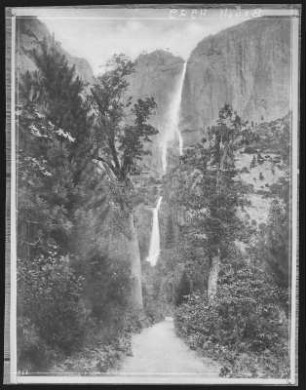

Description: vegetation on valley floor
[17,38,291,378]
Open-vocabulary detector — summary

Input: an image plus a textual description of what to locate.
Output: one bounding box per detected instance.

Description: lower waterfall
[146,196,163,266]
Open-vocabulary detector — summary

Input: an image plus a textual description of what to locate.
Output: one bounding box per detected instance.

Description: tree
[21,39,93,187]
[17,103,76,259]
[204,105,247,301]
[170,105,250,302]
[264,201,289,289]
[247,114,291,312]
[174,111,291,378]
[17,83,88,369]
[90,54,158,309]
[17,39,98,369]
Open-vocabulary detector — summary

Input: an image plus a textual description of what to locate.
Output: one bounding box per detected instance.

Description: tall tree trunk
[207,249,220,303]
[127,212,143,309]
[207,139,228,303]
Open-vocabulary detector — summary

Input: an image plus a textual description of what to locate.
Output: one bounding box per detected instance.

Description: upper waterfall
[161,62,187,173]
[146,196,163,267]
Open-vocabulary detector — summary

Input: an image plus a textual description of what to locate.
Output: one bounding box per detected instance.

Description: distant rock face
[129,50,184,123]
[180,17,292,146]
[16,17,94,83]
[127,50,185,175]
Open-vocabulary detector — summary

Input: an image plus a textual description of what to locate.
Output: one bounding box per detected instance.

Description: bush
[18,252,87,371]
[51,307,149,375]
[175,264,289,378]
[17,316,64,373]
[52,332,132,375]
[80,254,131,322]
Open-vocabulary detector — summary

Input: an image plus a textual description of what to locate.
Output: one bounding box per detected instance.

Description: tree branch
[91,155,118,179]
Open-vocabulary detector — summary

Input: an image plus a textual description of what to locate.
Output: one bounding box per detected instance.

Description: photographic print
[5,4,300,385]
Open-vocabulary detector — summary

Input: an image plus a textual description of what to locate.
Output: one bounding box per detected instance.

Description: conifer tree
[22,39,93,186]
[17,48,89,363]
[172,105,250,302]
[90,54,158,309]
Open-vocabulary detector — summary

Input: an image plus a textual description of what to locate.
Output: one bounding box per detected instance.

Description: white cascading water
[161,61,187,173]
[146,196,163,266]
[147,62,187,267]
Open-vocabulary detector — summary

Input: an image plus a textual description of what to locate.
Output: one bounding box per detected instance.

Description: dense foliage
[170,108,291,378]
[90,54,158,210]
[162,106,252,300]
[175,266,289,378]
[17,42,158,373]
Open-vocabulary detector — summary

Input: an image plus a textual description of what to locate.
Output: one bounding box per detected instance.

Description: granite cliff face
[16,17,94,83]
[180,17,291,146]
[129,50,184,121]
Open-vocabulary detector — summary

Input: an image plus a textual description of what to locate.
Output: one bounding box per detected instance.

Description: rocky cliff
[130,50,184,121]
[16,17,94,83]
[180,16,292,146]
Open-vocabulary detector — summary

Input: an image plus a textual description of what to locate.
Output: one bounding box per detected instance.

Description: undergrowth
[51,308,157,375]
[174,265,290,379]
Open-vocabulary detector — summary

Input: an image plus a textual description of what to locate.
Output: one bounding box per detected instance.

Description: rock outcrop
[180,16,292,146]
[16,17,94,83]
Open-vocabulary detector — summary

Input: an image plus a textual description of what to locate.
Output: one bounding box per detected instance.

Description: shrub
[17,316,64,373]
[18,252,87,370]
[175,264,289,378]
[51,307,149,375]
[81,254,131,322]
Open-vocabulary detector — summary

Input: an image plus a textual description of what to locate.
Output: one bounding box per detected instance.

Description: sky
[13,6,299,75]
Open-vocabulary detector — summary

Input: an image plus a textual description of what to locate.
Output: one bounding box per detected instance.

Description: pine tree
[204,105,245,301]
[17,82,87,363]
[22,39,93,186]
[172,104,250,302]
[17,39,101,365]
[90,54,158,309]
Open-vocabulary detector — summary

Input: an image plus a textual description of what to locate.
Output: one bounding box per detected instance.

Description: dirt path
[110,317,220,376]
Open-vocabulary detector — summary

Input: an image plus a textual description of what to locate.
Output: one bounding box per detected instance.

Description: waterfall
[161,61,187,173]
[147,62,187,267]
[146,196,163,266]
